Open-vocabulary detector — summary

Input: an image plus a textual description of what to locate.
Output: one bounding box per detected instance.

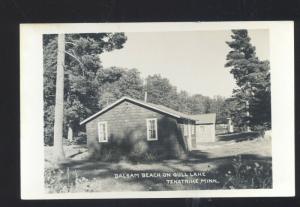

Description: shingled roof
[80,96,216,125]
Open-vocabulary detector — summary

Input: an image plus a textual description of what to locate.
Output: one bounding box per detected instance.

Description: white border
[20,21,295,199]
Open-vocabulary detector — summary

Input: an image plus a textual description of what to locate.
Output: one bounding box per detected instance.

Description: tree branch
[65,41,77,46]
[64,50,84,67]
[64,50,86,76]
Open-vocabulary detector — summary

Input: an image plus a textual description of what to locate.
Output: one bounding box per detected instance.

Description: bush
[44,168,69,193]
[74,132,87,144]
[251,123,271,136]
[45,168,94,193]
[129,141,148,161]
[62,132,87,146]
[88,127,187,162]
[222,155,272,189]
[44,130,53,146]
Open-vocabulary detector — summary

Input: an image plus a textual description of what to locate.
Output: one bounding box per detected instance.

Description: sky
[99,30,269,98]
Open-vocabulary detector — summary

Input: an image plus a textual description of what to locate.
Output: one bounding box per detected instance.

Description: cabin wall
[85,100,186,160]
[177,120,196,151]
[196,124,216,143]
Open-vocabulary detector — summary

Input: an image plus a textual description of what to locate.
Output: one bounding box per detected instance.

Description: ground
[44,131,272,193]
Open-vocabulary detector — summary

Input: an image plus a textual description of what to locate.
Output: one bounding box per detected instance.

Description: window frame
[146,118,158,141]
[183,124,188,136]
[199,125,205,133]
[191,124,196,135]
[98,121,108,142]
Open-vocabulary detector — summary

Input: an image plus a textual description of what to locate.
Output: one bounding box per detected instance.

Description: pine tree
[225,30,271,130]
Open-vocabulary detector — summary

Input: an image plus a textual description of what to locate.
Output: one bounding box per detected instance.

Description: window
[146,118,158,140]
[191,125,196,135]
[98,122,108,142]
[183,124,188,136]
[199,126,205,133]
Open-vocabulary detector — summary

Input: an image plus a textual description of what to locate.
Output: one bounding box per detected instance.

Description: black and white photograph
[20,22,294,199]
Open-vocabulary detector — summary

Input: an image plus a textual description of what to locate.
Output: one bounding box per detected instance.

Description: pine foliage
[225,30,271,130]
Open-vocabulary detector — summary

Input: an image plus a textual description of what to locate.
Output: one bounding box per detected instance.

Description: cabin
[80,97,216,160]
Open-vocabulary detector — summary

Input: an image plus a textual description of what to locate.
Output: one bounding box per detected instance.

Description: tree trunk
[245,100,251,132]
[53,34,65,161]
[67,126,73,142]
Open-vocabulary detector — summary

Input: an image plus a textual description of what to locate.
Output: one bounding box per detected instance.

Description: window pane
[102,124,106,140]
[200,126,205,132]
[147,119,157,139]
[150,130,155,138]
[191,125,194,135]
[150,120,155,130]
[184,125,188,136]
[99,123,107,141]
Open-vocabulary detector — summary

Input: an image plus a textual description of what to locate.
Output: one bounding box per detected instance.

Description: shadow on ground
[56,151,272,191]
[217,132,261,142]
[46,132,272,192]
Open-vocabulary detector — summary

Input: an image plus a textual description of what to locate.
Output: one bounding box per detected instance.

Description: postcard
[20,21,295,199]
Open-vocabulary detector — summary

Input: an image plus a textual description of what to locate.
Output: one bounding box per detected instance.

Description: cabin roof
[188,114,216,124]
[80,96,216,125]
[145,102,192,120]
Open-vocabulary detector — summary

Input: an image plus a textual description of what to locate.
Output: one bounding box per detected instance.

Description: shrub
[62,138,72,146]
[45,168,94,193]
[129,141,148,161]
[73,132,87,144]
[61,132,87,146]
[144,152,157,161]
[44,168,69,193]
[89,129,187,162]
[222,155,272,189]
[251,123,271,136]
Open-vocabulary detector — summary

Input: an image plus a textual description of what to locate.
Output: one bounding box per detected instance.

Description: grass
[44,131,272,193]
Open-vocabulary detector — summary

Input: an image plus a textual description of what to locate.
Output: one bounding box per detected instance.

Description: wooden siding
[195,124,216,143]
[86,100,187,160]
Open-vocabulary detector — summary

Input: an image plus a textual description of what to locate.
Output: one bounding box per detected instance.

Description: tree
[145,74,178,109]
[43,36,58,145]
[176,91,192,114]
[96,67,144,108]
[53,34,66,161]
[64,33,127,140]
[43,33,127,148]
[248,60,271,128]
[188,94,210,114]
[209,95,226,123]
[225,30,271,130]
